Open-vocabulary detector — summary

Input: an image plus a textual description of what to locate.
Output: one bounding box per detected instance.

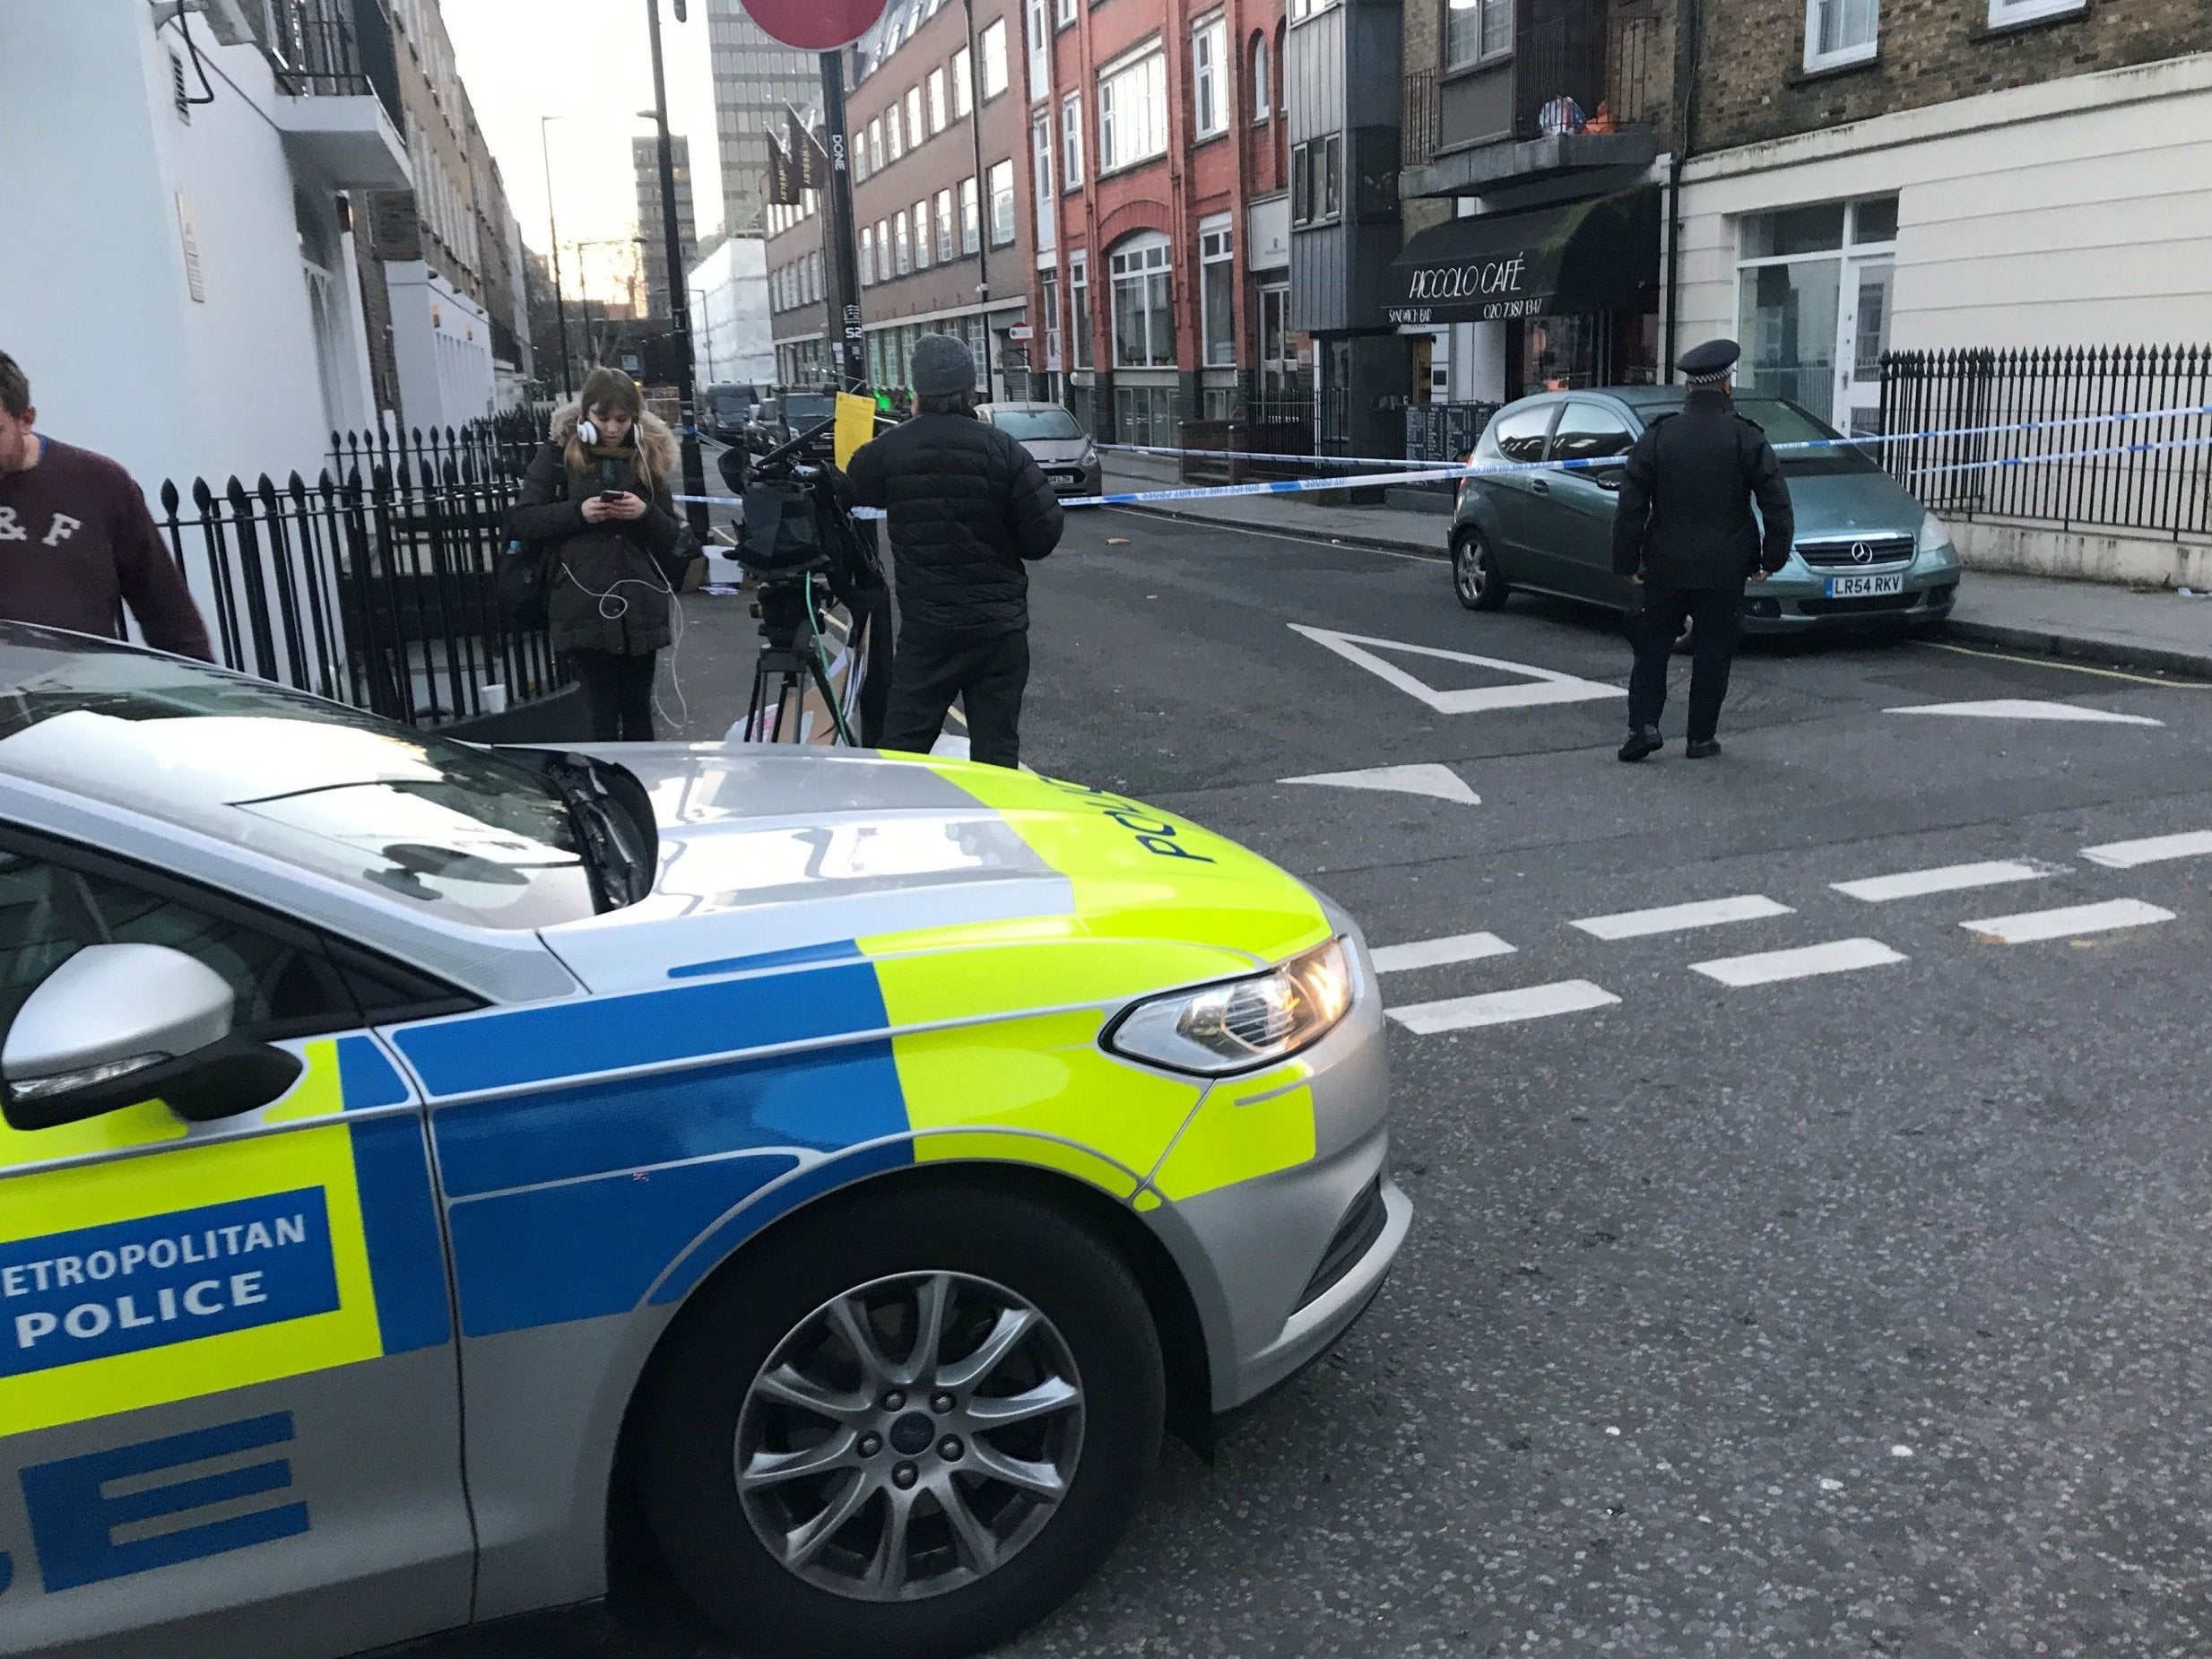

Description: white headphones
[575,415,636,447]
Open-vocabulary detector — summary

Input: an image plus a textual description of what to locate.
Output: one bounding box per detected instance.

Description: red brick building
[1020,0,1291,442]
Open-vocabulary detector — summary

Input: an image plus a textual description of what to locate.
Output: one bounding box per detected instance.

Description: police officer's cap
[1677,338,1741,385]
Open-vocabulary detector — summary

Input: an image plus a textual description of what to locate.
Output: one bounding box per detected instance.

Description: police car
[0,624,1406,1659]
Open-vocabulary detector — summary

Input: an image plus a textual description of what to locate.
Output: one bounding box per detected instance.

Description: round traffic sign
[739,0,887,51]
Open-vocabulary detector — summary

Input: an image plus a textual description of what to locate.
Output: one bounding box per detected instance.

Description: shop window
[1735,195,1896,429]
[1109,232,1175,368]
[1804,0,1878,72]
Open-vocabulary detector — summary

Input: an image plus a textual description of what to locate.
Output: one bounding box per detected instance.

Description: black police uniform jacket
[845,411,1065,637]
[1609,389,1796,589]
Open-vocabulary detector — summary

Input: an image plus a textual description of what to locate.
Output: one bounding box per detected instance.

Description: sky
[442,0,725,301]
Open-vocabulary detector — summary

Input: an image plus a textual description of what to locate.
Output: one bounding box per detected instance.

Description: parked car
[976,401,1104,499]
[0,623,1406,1659]
[1447,387,1962,632]
[754,389,839,447]
[702,382,759,443]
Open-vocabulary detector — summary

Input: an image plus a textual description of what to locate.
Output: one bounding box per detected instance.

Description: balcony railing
[261,0,372,98]
[1509,10,1662,140]
[1404,69,1441,168]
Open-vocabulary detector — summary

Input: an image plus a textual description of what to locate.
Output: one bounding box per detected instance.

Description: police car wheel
[638,1182,1165,1659]
[1453,530,1508,612]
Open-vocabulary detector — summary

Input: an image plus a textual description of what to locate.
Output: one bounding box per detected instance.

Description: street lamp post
[538,114,576,400]
[644,0,708,537]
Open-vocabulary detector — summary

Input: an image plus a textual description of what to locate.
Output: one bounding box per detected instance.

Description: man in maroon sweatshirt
[0,352,212,660]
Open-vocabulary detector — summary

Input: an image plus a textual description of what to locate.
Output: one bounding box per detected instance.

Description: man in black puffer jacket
[846,335,1063,768]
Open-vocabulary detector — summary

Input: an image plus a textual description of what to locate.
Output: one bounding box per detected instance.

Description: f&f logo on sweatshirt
[0,508,82,547]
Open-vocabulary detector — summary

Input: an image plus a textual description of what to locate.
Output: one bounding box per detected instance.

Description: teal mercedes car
[1447,387,1961,632]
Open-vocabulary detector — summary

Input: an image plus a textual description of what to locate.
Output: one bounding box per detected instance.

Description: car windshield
[1634,393,1879,475]
[0,633,605,931]
[712,391,751,419]
[990,408,1085,442]
[782,395,836,423]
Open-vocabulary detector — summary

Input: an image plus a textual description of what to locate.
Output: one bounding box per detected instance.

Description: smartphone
[598,490,623,502]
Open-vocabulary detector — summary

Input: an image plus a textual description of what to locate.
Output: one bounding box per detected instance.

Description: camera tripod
[742,573,862,745]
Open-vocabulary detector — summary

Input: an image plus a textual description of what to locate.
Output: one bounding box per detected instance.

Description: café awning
[1381,188,1657,326]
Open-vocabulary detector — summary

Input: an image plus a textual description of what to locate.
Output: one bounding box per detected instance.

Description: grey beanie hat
[911,332,977,398]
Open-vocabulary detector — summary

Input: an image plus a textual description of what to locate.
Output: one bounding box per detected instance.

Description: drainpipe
[1663,0,1704,380]
[963,0,992,377]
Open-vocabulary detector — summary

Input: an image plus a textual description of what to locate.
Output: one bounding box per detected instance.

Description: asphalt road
[425,505,2212,1658]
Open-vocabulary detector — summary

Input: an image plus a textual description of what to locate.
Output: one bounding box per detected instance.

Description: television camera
[720,415,888,745]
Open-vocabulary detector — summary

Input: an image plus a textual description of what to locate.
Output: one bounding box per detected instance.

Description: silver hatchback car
[1448,387,1963,633]
[977,403,1104,499]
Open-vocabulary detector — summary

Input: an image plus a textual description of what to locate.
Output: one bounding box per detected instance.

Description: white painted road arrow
[1885,699,2164,725]
[1281,762,1479,804]
[1289,625,1618,714]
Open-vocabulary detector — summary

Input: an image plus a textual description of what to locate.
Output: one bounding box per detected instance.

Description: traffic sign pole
[818,52,867,396]
[645,0,708,536]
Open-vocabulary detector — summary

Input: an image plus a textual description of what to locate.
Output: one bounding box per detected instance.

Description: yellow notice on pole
[834,393,875,470]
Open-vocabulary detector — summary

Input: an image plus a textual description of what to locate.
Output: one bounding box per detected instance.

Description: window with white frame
[928,68,948,133]
[1199,220,1234,367]
[960,176,981,252]
[1192,14,1227,139]
[1445,0,1512,69]
[981,19,1009,98]
[988,159,1016,246]
[868,118,884,173]
[1986,0,2084,24]
[1289,134,1340,224]
[887,103,905,161]
[1069,249,1092,368]
[1109,232,1174,368]
[912,198,932,267]
[1027,0,1049,100]
[1061,92,1084,187]
[894,210,912,274]
[1804,0,1878,71]
[1032,113,1055,250]
[1251,32,1271,122]
[935,187,955,262]
[860,226,876,284]
[906,87,924,148]
[953,46,974,116]
[1056,0,1076,26]
[1097,48,1168,173]
[1733,195,1897,430]
[1041,267,1062,366]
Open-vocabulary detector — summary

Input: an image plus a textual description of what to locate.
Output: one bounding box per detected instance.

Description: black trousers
[570,649,657,743]
[1626,584,1743,743]
[879,625,1028,769]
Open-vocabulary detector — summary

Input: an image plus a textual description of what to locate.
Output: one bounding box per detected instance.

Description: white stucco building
[0,0,410,492]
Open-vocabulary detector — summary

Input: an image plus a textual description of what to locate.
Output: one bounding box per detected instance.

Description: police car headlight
[1916,511,1956,560]
[1105,939,1353,1075]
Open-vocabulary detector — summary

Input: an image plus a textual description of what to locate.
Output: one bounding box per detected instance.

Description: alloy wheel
[735,1270,1087,1603]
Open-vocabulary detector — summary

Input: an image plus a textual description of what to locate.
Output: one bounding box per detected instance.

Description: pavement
[1100,456,2212,681]
[412,503,2212,1659]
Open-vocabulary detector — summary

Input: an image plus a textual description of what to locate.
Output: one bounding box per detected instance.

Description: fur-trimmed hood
[547,399,680,479]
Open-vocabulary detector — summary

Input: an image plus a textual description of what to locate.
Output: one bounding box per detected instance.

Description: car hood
[1779,467,1927,539]
[535,744,1332,995]
[1019,437,1093,464]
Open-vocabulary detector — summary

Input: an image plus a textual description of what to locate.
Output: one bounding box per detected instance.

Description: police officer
[1609,338,1794,762]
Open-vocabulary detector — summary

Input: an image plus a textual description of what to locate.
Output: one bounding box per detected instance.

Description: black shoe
[1618,727,1663,762]
[1685,738,1722,759]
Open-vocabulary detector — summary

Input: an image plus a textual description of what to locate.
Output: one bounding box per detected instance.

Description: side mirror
[1,943,302,1132]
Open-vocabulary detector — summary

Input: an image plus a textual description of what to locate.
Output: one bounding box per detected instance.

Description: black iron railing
[157,415,567,728]
[1878,346,2212,539]
[261,0,371,98]
[1404,70,1440,168]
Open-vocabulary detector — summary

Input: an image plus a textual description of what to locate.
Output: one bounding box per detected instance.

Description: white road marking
[2080,830,2212,869]
[1833,859,2059,902]
[1282,763,1479,804]
[1885,699,2164,725]
[1288,624,1618,714]
[1693,937,1906,986]
[1960,898,2174,944]
[1387,979,1618,1035]
[1572,894,1793,940]
[1369,932,1516,974]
